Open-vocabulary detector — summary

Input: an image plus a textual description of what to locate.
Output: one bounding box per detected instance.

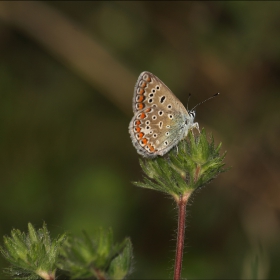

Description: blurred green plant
[58,228,132,280]
[0,224,133,280]
[0,223,66,280]
[0,130,225,280]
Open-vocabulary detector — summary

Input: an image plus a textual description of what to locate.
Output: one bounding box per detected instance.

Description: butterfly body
[129,71,199,158]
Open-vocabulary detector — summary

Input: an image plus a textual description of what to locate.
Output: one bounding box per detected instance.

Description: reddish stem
[91,267,106,280]
[174,192,191,280]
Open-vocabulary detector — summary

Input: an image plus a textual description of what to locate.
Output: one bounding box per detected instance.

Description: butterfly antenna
[186,93,191,111]
[190,92,220,112]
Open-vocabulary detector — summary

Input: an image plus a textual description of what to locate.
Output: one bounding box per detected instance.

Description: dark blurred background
[0,1,280,279]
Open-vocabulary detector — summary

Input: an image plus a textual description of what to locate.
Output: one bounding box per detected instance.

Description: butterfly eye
[189,111,196,119]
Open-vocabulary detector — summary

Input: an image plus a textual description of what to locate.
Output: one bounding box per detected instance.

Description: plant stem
[93,268,106,280]
[174,192,191,280]
[36,270,55,280]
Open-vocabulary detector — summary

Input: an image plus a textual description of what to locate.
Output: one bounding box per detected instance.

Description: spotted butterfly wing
[129,71,194,158]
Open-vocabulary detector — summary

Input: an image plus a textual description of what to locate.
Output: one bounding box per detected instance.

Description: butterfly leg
[192,122,200,134]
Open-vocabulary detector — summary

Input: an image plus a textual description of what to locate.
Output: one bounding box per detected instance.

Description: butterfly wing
[129,71,190,158]
[132,71,188,114]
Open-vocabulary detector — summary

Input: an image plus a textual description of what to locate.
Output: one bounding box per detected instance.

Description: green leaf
[108,238,133,279]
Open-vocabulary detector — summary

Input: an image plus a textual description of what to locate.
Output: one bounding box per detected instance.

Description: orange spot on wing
[138,88,144,95]
[135,126,141,132]
[145,108,151,112]
[138,132,144,139]
[140,113,146,119]
[142,138,147,145]
[140,82,146,88]
[137,103,144,110]
[135,120,141,125]
[137,95,144,102]
[149,145,155,152]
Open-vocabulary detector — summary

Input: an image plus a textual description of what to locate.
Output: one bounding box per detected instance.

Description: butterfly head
[189,110,196,120]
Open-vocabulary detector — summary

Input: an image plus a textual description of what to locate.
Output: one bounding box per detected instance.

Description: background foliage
[0,1,280,279]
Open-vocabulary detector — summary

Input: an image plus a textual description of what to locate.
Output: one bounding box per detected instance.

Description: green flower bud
[134,128,227,201]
